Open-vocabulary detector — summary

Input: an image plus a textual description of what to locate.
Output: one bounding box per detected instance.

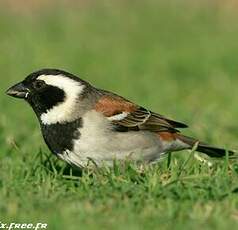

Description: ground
[0,1,238,229]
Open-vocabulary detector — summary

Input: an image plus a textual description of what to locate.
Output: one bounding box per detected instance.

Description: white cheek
[37,75,85,125]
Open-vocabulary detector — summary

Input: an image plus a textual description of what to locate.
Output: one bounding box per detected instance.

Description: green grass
[1,1,238,229]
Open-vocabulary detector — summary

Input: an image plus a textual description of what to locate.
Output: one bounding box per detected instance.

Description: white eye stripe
[37,74,85,125]
[37,75,81,90]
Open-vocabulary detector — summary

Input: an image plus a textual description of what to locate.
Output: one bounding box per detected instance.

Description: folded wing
[95,94,187,132]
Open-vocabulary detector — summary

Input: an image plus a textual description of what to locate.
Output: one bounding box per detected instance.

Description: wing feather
[95,95,187,132]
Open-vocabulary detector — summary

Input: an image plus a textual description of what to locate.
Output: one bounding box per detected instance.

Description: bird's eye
[33,80,45,89]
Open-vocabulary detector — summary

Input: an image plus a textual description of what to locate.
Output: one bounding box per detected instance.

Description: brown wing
[95,95,187,132]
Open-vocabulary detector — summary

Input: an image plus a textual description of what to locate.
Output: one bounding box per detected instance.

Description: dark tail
[177,135,234,158]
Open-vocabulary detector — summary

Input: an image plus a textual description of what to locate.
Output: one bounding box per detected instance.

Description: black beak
[6,82,29,99]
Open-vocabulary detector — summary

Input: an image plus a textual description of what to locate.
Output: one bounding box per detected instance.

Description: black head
[6,69,88,123]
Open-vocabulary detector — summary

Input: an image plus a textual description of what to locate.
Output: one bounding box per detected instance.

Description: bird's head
[6,69,93,125]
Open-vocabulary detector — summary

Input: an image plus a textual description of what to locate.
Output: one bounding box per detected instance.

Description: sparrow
[6,69,234,168]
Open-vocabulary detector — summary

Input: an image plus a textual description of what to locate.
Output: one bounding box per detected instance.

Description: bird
[6,69,234,168]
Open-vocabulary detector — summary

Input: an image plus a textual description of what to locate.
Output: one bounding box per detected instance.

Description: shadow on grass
[34,149,83,178]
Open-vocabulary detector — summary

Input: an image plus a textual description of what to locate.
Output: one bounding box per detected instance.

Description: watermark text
[0,222,47,230]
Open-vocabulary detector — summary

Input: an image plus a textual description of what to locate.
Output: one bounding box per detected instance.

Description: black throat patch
[40,118,82,155]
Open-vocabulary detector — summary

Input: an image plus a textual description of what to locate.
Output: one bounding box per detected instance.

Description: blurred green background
[1,0,238,229]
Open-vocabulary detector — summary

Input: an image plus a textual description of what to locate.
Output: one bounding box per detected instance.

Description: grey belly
[59,130,166,167]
